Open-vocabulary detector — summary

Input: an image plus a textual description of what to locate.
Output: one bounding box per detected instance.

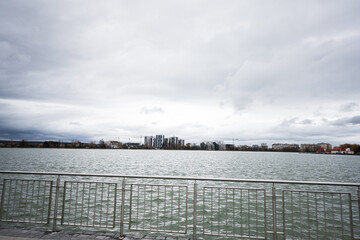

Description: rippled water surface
[0,148,359,182]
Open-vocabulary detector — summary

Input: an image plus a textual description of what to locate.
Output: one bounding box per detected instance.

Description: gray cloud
[332,115,360,126]
[299,119,313,125]
[271,117,360,145]
[140,107,164,115]
[0,119,90,142]
[280,118,314,127]
[339,102,359,112]
[0,0,360,145]
[69,122,82,126]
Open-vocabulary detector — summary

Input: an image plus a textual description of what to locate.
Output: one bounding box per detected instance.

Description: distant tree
[340,143,360,153]
[282,146,300,152]
[71,141,83,148]
[340,143,352,148]
[191,145,201,150]
[19,140,28,148]
[87,141,96,149]
[353,144,360,153]
[98,139,106,149]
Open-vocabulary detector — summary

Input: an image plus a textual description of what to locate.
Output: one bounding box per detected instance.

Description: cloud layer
[0,0,359,145]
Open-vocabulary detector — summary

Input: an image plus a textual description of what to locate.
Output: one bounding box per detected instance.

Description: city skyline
[0,1,359,146]
[3,138,360,155]
[0,136,349,149]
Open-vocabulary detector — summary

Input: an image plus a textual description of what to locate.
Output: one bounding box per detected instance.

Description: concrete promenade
[0,227,192,240]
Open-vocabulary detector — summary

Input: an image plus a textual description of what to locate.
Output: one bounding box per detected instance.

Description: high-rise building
[163,138,169,148]
[300,144,318,152]
[318,143,332,150]
[154,135,164,149]
[178,139,185,148]
[144,136,154,148]
[169,136,178,149]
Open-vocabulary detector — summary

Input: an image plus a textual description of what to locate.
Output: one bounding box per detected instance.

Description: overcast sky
[0,0,359,146]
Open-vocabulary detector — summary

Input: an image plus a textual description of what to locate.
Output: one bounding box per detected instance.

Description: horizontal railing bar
[203,233,265,239]
[63,180,117,184]
[2,178,52,182]
[115,221,130,224]
[203,186,265,190]
[61,223,116,229]
[266,231,284,235]
[0,220,48,224]
[283,189,352,194]
[131,183,188,187]
[1,171,359,187]
[130,228,186,234]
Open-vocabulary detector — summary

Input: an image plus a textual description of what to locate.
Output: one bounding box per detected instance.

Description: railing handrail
[1,170,359,187]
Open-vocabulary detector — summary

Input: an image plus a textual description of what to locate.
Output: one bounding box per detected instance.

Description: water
[0,148,359,183]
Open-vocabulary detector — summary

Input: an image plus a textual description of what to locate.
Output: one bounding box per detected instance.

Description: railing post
[0,180,6,220]
[120,178,126,238]
[358,186,360,236]
[193,181,197,240]
[53,175,61,232]
[272,184,277,240]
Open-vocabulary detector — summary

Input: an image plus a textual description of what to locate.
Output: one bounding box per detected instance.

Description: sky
[0,0,359,146]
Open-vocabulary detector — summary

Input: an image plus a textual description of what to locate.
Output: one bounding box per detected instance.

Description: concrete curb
[0,227,192,240]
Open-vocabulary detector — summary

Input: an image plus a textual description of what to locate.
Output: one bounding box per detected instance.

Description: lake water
[0,148,359,183]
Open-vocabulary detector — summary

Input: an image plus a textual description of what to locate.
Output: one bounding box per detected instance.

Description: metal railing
[0,171,359,239]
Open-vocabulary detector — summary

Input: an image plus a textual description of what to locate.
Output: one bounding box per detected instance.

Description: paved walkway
[0,227,191,240]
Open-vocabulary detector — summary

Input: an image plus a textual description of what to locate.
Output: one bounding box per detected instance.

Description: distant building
[213,141,225,150]
[226,144,235,151]
[144,136,154,148]
[331,147,354,154]
[316,148,331,154]
[261,143,268,151]
[300,144,318,152]
[123,142,140,149]
[145,135,184,149]
[272,143,284,151]
[200,142,214,150]
[178,139,185,148]
[272,143,299,151]
[252,145,260,151]
[239,145,251,151]
[301,143,332,152]
[106,141,121,149]
[200,141,227,150]
[169,136,178,149]
[318,143,332,150]
[213,142,221,150]
[154,135,164,149]
[163,138,169,148]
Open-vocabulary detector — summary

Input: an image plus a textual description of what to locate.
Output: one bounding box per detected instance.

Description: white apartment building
[154,135,164,149]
